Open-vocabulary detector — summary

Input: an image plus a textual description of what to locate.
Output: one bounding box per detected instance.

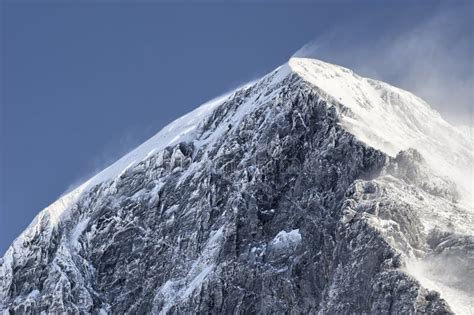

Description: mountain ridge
[1,57,472,314]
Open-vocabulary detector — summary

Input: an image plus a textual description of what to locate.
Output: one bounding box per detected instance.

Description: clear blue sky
[1,1,472,255]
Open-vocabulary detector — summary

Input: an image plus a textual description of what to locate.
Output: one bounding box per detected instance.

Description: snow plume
[61,125,155,195]
[294,4,473,126]
[404,255,474,315]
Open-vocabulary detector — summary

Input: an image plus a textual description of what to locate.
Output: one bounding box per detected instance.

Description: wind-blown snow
[403,258,473,315]
[290,57,473,207]
[53,92,234,224]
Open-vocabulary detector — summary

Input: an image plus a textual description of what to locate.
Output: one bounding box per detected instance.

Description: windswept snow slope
[290,57,473,206]
[48,92,234,223]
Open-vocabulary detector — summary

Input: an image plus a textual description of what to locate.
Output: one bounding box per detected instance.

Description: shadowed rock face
[0,69,458,314]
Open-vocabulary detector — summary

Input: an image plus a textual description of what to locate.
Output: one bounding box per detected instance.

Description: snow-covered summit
[290,57,473,206]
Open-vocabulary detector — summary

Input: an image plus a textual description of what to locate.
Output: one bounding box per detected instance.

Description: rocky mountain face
[1,58,472,314]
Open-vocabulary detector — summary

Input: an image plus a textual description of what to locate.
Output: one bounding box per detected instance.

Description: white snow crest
[289,57,473,207]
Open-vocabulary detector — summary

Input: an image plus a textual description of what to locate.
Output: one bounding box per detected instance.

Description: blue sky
[1,1,472,254]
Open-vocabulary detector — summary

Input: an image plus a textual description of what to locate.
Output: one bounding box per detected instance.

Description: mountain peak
[2,57,472,314]
[289,57,472,206]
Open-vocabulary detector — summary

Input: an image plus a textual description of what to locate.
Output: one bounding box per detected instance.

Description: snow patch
[69,217,90,250]
[182,265,214,300]
[270,229,302,249]
[154,226,226,313]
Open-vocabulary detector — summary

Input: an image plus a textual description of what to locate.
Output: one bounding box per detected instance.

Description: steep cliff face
[1,58,472,314]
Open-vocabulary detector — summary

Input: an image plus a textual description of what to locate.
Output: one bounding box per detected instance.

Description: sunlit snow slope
[290,58,473,206]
